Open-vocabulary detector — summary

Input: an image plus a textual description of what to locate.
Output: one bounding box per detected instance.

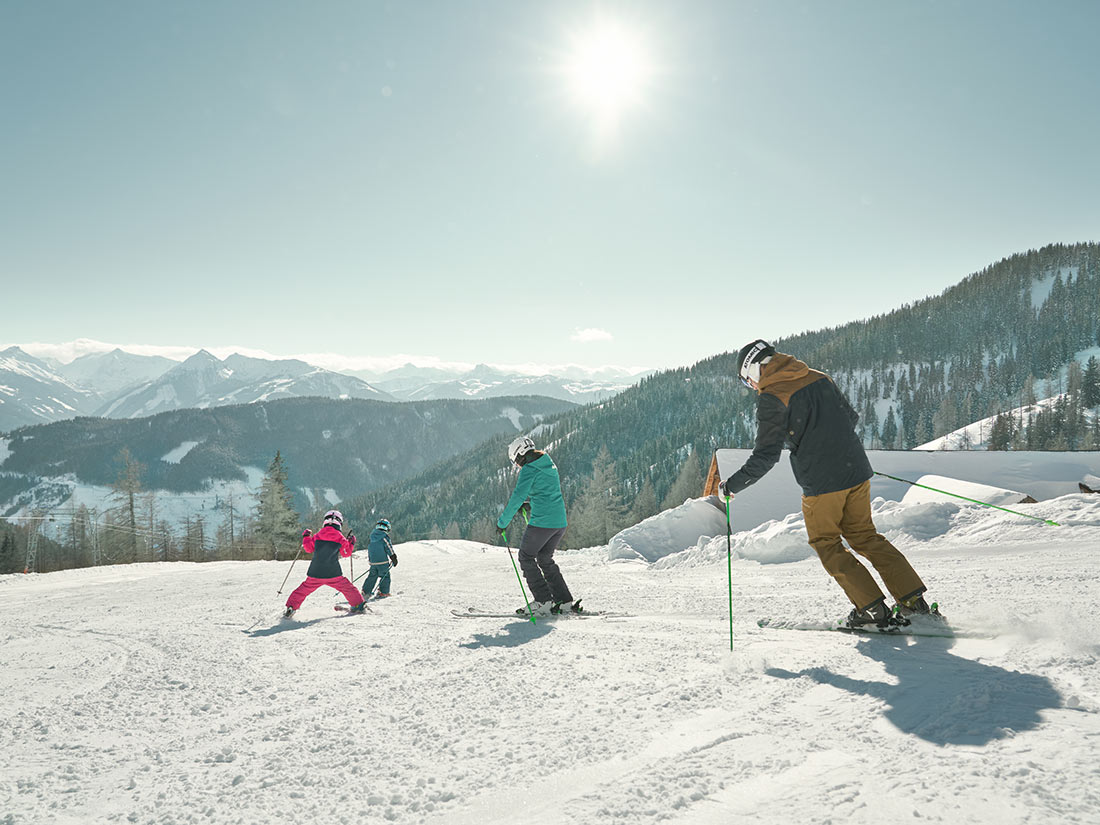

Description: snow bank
[654,489,1081,570]
[607,496,727,562]
[901,474,1033,507]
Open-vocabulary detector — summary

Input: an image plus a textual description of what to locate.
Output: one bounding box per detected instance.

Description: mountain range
[0,346,644,431]
[361,362,647,404]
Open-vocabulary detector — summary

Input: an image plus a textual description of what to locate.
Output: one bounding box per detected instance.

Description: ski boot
[283,606,296,619]
[552,598,584,615]
[347,602,367,614]
[515,601,553,617]
[894,593,944,622]
[843,597,897,630]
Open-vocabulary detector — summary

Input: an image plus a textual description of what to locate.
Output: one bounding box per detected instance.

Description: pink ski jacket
[302,525,355,578]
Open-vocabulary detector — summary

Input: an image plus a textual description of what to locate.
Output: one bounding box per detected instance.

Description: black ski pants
[517,526,572,604]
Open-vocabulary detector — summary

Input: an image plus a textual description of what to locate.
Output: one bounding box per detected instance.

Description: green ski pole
[873,472,1061,526]
[501,528,537,624]
[725,493,734,652]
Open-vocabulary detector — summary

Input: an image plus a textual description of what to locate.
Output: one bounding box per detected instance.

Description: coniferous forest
[346,243,1100,545]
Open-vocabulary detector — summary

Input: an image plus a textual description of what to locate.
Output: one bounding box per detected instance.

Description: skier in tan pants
[720,340,936,629]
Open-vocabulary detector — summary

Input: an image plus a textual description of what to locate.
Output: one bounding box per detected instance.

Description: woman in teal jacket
[497,436,579,616]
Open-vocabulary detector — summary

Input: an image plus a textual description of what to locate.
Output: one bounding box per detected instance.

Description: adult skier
[284,510,367,617]
[719,340,937,629]
[497,436,580,616]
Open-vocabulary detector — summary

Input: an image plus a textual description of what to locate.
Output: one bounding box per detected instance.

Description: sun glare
[563,18,653,127]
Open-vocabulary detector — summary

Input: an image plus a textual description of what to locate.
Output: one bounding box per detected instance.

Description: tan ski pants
[801,480,925,610]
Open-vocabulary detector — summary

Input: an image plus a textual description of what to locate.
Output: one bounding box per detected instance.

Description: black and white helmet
[737,339,775,388]
[507,435,536,465]
[322,509,344,528]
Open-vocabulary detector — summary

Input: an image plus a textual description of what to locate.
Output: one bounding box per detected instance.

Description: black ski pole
[244,543,304,632]
[873,471,1061,526]
[277,545,303,595]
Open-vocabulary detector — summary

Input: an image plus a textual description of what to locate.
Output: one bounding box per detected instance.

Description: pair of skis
[756,614,980,639]
[451,606,616,619]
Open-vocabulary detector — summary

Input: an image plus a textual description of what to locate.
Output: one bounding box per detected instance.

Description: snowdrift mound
[902,474,1035,507]
[607,496,727,562]
[653,492,1092,569]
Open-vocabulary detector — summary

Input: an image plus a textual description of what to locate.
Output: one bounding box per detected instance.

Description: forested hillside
[349,243,1100,544]
[781,242,1100,450]
[1,395,575,508]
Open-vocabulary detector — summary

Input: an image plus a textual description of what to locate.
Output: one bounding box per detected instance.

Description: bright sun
[562,18,653,126]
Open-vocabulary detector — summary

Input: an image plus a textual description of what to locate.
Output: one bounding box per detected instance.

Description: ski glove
[718,479,735,499]
[389,553,398,567]
[302,529,312,538]
[348,533,356,546]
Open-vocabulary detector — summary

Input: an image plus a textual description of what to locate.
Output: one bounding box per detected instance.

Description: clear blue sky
[3,1,1098,372]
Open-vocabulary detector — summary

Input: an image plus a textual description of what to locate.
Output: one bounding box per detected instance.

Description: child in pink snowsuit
[284,510,366,616]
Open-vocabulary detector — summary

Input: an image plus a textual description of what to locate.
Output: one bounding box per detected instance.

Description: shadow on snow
[765,635,1063,746]
[244,615,356,636]
[459,619,554,649]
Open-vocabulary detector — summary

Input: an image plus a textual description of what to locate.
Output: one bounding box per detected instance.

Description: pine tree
[568,446,628,548]
[660,449,703,510]
[469,516,500,545]
[881,408,898,451]
[0,530,18,575]
[109,448,144,563]
[1083,356,1100,408]
[629,477,658,525]
[988,412,1016,450]
[255,451,301,559]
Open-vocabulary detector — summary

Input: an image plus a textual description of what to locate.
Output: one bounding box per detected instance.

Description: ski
[451,606,618,619]
[333,603,373,614]
[756,616,987,639]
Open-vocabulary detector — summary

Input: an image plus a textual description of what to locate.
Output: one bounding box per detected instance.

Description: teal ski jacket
[366,527,394,563]
[497,452,568,530]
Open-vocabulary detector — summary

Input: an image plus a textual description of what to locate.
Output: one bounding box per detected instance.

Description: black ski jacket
[724,353,872,498]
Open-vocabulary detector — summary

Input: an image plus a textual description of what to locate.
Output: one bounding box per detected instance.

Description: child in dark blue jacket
[361,518,397,598]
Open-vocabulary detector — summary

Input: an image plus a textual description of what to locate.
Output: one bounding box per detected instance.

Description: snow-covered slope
[0,346,98,430]
[54,347,176,398]
[3,493,1098,824]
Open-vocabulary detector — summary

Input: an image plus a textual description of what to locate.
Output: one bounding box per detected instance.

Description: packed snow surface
[3,494,1100,824]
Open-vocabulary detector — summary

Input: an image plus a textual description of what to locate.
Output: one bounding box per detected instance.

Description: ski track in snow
[2,522,1100,825]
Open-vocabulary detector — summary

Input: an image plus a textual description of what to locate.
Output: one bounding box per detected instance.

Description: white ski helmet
[507,435,536,464]
[323,509,344,528]
[737,339,775,388]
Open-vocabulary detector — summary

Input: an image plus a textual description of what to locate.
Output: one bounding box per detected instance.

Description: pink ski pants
[286,576,364,609]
